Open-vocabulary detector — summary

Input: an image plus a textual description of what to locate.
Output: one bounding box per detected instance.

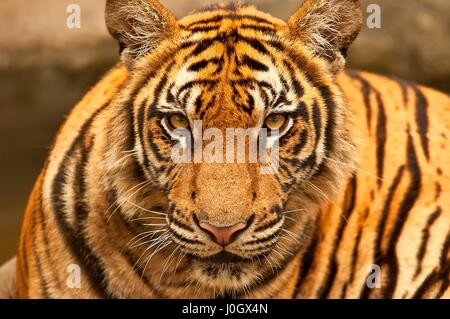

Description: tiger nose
[198,220,248,246]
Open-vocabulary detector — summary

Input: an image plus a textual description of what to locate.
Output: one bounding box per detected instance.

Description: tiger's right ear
[105,0,178,69]
[286,0,362,74]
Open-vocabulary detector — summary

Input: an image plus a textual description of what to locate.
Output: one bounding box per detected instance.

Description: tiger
[14,0,450,299]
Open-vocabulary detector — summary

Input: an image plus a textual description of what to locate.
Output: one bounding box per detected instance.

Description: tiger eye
[264,114,287,130]
[168,114,190,129]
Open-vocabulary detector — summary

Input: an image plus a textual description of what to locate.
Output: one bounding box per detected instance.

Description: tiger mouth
[207,251,248,264]
[190,251,251,264]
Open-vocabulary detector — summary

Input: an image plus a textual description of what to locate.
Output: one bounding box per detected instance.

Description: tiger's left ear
[286,0,362,74]
[105,0,178,69]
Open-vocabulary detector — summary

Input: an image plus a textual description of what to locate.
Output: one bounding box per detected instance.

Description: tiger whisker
[174,250,187,274]
[131,232,169,254]
[324,156,386,182]
[305,180,350,224]
[124,199,168,216]
[141,240,172,279]
[132,231,170,271]
[280,234,295,245]
[305,180,331,202]
[283,208,307,214]
[106,180,151,222]
[130,232,168,249]
[282,229,300,244]
[263,255,276,275]
[126,228,166,249]
[99,150,138,183]
[131,216,167,221]
[276,243,294,256]
[159,246,181,282]
[268,255,281,269]
[136,235,171,272]
[142,223,167,227]
[272,247,286,259]
[284,216,297,222]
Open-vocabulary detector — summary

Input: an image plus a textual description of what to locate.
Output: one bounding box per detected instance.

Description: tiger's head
[105,0,361,293]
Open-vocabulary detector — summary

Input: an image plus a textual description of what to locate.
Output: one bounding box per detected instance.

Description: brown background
[0,0,449,264]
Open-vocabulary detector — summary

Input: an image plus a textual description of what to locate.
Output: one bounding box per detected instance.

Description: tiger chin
[15,0,450,299]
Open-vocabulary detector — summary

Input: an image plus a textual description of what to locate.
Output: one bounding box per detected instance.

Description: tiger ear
[286,0,362,73]
[105,0,178,69]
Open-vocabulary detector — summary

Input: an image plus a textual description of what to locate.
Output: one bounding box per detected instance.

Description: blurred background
[0,0,449,264]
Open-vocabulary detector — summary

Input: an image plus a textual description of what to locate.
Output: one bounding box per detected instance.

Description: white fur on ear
[287,0,362,71]
[105,0,178,68]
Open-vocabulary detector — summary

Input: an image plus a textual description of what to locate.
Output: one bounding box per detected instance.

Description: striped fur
[17,1,450,298]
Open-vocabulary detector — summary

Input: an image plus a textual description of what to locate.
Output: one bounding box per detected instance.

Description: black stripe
[376,166,405,258]
[282,60,305,98]
[147,119,170,164]
[240,54,269,72]
[188,59,210,72]
[237,35,270,55]
[317,86,335,158]
[415,207,441,277]
[170,230,205,245]
[31,198,50,298]
[242,229,281,246]
[345,208,369,295]
[51,101,115,298]
[312,101,322,146]
[247,92,255,114]
[387,76,409,106]
[176,80,218,101]
[38,186,61,290]
[360,165,405,298]
[318,175,357,298]
[240,24,276,33]
[412,268,439,298]
[293,226,318,297]
[186,14,276,29]
[194,94,203,114]
[73,135,92,226]
[382,133,422,298]
[436,232,450,298]
[170,216,195,233]
[187,25,221,33]
[140,73,172,168]
[412,84,430,160]
[375,91,387,187]
[136,61,176,170]
[188,57,223,72]
[344,227,362,297]
[278,161,295,185]
[413,230,450,298]
[347,70,372,129]
[191,37,219,56]
[254,214,283,233]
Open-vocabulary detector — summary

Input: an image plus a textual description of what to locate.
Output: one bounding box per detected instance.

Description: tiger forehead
[178,4,286,29]
[164,8,297,127]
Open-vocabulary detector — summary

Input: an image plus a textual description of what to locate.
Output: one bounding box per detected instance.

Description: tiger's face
[106,1,361,292]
